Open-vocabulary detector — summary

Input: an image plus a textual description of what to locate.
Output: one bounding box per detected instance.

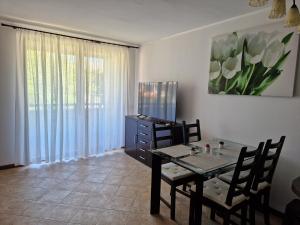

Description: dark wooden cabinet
[124,115,183,167]
[125,116,138,158]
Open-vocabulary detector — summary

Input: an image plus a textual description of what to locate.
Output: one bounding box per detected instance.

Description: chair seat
[218,170,249,183]
[251,181,270,194]
[218,171,234,183]
[218,171,270,194]
[162,162,194,181]
[192,178,249,209]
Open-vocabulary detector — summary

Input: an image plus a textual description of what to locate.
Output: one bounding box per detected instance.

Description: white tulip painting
[208,23,299,97]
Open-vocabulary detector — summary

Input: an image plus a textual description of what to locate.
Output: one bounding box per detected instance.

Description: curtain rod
[1,23,139,49]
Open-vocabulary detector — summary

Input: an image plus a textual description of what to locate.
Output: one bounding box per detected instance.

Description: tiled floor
[0,150,281,225]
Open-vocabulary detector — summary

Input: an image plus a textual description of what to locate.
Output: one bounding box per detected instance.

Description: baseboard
[0,164,15,170]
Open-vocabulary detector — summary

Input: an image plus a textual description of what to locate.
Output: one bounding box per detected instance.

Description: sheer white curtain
[15,30,135,165]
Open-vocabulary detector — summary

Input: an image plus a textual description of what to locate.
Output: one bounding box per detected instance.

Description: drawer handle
[140,124,148,128]
[139,132,148,136]
[139,140,147,144]
[139,156,145,160]
[139,148,146,152]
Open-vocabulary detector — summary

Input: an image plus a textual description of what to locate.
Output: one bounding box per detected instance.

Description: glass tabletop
[152,138,256,176]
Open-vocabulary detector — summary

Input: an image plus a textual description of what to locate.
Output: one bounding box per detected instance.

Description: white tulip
[222,56,241,79]
[209,61,221,80]
[262,40,285,68]
[246,32,267,64]
[211,33,238,61]
[224,33,238,56]
[211,40,223,61]
[237,33,254,55]
[259,31,280,43]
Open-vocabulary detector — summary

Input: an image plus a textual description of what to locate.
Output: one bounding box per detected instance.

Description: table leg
[150,153,162,214]
[189,176,203,225]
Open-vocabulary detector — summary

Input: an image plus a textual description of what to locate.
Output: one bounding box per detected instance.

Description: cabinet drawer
[137,130,152,140]
[136,151,148,163]
[137,137,151,146]
[138,121,152,132]
[136,144,149,152]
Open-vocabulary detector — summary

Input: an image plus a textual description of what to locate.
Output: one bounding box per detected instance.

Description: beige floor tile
[35,178,63,189]
[130,197,150,213]
[22,202,55,218]
[0,213,15,225]
[74,182,100,193]
[84,174,107,183]
[46,205,78,222]
[39,190,71,203]
[107,196,134,211]
[55,180,81,191]
[62,192,89,206]
[9,177,43,187]
[0,198,34,215]
[12,187,48,201]
[84,194,112,209]
[37,219,69,225]
[70,208,103,225]
[66,173,87,182]
[125,213,177,225]
[96,184,119,194]
[96,210,128,225]
[102,175,124,185]
[0,151,282,225]
[11,215,41,225]
[116,185,144,198]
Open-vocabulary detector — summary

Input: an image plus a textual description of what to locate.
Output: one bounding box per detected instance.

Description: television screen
[138,81,178,122]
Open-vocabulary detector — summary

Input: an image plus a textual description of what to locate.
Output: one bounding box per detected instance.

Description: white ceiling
[0,0,263,44]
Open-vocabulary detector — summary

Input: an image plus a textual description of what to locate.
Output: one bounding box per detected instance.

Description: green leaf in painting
[281,32,294,45]
[250,70,281,96]
[246,62,268,93]
[241,39,248,71]
[208,79,219,94]
[209,73,223,94]
[271,50,291,71]
[225,71,241,93]
[250,50,291,95]
[235,64,255,94]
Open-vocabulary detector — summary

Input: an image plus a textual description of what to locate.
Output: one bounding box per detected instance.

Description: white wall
[139,9,300,212]
[0,26,16,166]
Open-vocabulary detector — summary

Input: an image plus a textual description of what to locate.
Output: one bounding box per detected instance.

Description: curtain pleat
[15,30,135,165]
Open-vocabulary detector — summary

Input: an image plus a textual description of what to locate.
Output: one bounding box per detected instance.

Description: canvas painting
[208,23,299,97]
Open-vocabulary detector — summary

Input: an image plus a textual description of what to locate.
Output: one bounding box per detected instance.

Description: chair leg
[263,189,271,225]
[223,213,230,225]
[250,198,256,225]
[241,205,248,225]
[210,208,216,221]
[170,185,176,220]
[189,192,195,225]
[183,184,187,192]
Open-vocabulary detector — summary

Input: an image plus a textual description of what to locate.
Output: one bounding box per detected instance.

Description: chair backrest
[152,123,174,149]
[252,136,285,191]
[226,142,264,206]
[182,119,201,145]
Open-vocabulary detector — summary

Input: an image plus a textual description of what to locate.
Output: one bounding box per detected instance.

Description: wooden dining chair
[152,123,196,220]
[218,136,285,225]
[181,119,201,192]
[189,142,264,225]
[250,136,285,225]
[182,119,201,145]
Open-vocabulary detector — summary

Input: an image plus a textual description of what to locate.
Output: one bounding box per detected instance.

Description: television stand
[124,115,183,167]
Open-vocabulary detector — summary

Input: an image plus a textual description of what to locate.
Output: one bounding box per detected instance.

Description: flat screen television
[138,81,178,122]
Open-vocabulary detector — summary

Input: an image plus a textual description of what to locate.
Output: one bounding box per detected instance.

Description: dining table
[150,138,256,225]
